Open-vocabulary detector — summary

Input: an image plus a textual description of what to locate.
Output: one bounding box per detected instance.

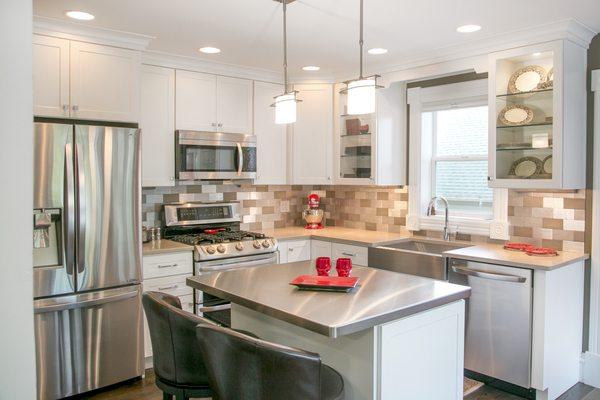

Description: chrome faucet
[426,196,450,241]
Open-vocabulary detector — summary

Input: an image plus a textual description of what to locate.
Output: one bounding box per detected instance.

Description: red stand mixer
[302,193,324,229]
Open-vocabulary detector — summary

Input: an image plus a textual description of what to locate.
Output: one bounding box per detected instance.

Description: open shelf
[496,146,553,152]
[497,122,553,130]
[496,88,553,100]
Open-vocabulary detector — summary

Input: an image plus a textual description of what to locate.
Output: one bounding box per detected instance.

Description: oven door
[194,252,278,326]
[176,130,256,180]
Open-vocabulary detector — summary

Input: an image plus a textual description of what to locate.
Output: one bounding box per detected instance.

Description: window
[423,105,493,219]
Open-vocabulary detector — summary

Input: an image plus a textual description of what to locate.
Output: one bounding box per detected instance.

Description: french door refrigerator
[33,121,143,400]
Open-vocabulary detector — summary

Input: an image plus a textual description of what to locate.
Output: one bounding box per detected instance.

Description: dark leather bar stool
[142,291,214,400]
[196,324,345,400]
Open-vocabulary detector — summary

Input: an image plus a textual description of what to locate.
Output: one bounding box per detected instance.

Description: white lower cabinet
[279,238,367,266]
[331,242,368,266]
[142,251,193,360]
[278,239,311,264]
[311,240,332,259]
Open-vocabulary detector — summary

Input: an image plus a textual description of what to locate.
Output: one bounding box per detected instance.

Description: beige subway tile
[563,219,585,232]
[523,197,543,207]
[542,218,563,229]
[563,241,584,253]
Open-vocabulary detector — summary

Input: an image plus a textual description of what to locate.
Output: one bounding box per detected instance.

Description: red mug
[315,257,331,276]
[336,258,352,277]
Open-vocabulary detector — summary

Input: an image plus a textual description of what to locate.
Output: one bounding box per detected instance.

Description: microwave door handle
[451,266,527,283]
[236,142,243,176]
[64,142,75,277]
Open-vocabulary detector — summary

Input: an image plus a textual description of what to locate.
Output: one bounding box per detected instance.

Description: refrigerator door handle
[34,288,138,314]
[75,143,86,274]
[64,142,75,277]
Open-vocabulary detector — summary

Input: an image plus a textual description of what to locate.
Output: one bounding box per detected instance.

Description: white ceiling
[33,0,600,78]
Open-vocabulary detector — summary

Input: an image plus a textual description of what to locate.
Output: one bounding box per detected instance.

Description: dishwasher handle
[451,266,527,283]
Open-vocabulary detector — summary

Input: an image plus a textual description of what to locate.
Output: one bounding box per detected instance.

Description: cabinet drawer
[332,243,368,266]
[143,252,193,279]
[142,274,192,297]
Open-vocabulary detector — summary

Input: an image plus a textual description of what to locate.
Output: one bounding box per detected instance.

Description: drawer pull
[341,252,357,257]
[289,248,294,252]
[158,263,178,269]
[158,285,178,291]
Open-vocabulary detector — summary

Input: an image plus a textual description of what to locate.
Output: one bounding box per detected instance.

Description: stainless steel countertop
[187,261,471,337]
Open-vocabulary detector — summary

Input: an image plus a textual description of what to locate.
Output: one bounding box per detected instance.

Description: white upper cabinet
[488,40,587,189]
[33,35,70,118]
[140,65,175,187]
[175,71,253,134]
[33,35,141,122]
[175,70,217,132]
[217,76,253,134]
[253,81,287,184]
[291,83,333,184]
[333,82,407,185]
[69,41,140,122]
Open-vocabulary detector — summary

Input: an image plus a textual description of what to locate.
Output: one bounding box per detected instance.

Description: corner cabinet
[253,81,287,184]
[33,35,141,122]
[175,71,253,135]
[140,65,175,187]
[333,82,407,185]
[488,40,587,189]
[291,83,334,185]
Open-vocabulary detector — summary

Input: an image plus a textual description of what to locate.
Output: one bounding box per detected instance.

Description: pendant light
[272,0,300,124]
[341,0,381,115]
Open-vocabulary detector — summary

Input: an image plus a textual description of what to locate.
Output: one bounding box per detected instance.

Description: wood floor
[72,369,599,400]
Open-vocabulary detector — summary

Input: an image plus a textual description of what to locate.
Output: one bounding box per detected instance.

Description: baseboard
[581,351,600,388]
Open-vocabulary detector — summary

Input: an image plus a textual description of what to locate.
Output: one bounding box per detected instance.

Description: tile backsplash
[143,183,586,251]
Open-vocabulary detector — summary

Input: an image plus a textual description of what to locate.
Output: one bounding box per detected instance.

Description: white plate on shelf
[509,157,542,178]
[543,155,553,174]
[508,65,547,93]
[498,105,534,126]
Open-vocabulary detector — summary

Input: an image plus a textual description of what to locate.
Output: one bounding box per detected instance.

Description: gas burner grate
[168,230,267,245]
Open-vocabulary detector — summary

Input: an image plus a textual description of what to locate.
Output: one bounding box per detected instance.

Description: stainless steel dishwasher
[448,258,533,388]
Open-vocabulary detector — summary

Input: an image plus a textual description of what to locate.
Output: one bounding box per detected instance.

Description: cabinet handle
[217,123,223,128]
[211,123,216,127]
[341,252,357,257]
[289,248,294,252]
[158,285,178,291]
[62,104,69,112]
[157,263,178,269]
[72,105,79,111]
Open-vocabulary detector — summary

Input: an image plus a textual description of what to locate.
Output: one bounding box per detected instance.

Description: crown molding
[33,16,154,50]
[142,50,283,83]
[373,18,597,81]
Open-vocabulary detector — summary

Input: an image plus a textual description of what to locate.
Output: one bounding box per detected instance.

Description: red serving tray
[503,242,534,252]
[290,275,359,292]
[526,247,559,257]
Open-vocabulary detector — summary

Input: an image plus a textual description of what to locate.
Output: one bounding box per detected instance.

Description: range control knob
[253,241,262,249]
[235,243,244,251]
[205,245,216,254]
[262,240,270,248]
[217,244,226,253]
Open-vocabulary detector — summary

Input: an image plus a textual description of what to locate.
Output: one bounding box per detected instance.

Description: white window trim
[406,80,509,239]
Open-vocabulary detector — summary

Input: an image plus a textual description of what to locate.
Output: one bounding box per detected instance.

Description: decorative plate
[498,105,534,126]
[508,65,547,93]
[542,155,553,175]
[508,157,542,178]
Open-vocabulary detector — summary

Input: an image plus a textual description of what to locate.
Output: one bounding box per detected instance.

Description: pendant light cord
[283,0,289,93]
[359,0,364,79]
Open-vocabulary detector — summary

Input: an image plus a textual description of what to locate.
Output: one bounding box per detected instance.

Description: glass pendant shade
[346,78,376,115]
[275,93,297,124]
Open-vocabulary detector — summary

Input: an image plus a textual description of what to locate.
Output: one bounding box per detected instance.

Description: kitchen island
[187,261,471,400]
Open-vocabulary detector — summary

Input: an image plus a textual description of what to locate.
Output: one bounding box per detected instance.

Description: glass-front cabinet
[488,40,587,189]
[333,82,407,185]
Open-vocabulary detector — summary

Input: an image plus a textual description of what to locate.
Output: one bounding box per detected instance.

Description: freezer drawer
[34,286,143,400]
[448,259,533,388]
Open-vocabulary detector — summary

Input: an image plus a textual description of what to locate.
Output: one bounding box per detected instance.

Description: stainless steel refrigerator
[33,121,143,400]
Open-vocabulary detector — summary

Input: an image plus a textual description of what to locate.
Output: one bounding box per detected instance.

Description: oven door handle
[236,142,243,176]
[198,303,232,313]
[197,255,277,272]
[451,266,527,283]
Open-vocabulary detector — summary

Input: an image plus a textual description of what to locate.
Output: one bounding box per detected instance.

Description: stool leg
[162,393,173,400]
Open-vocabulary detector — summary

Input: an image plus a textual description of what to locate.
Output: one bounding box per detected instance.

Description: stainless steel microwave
[175,130,257,180]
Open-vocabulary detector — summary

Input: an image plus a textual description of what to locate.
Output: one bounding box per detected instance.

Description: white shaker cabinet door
[33,35,70,118]
[140,65,175,187]
[291,84,333,185]
[175,70,217,131]
[254,81,287,184]
[69,41,141,122]
[217,76,253,134]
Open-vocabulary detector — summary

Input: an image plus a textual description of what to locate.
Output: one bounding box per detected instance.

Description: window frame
[406,79,509,239]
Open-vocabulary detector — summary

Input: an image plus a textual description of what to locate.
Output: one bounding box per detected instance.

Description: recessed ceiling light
[532,52,542,56]
[456,24,481,33]
[199,47,221,54]
[368,48,388,55]
[302,66,320,71]
[65,11,95,21]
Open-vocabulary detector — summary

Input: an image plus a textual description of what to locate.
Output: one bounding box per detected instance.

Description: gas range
[163,202,278,262]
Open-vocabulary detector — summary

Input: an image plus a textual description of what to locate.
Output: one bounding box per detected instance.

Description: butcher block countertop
[443,243,589,271]
[142,239,194,256]
[258,226,413,247]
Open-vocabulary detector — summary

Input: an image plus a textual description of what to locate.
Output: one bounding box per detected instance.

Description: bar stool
[196,324,345,400]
